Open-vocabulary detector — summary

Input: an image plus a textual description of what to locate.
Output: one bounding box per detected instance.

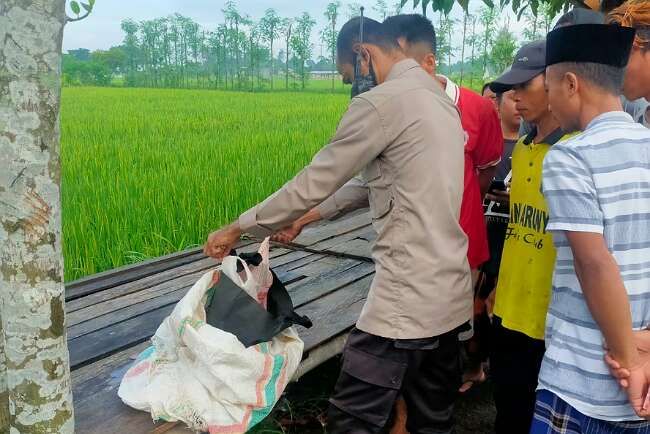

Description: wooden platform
[67,211,375,434]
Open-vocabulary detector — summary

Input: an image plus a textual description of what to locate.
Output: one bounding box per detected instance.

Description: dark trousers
[490,316,546,434]
[327,327,463,434]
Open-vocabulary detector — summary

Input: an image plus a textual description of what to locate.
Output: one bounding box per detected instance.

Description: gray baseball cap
[490,39,546,93]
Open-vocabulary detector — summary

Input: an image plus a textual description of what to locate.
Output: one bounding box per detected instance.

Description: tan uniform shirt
[239,59,472,339]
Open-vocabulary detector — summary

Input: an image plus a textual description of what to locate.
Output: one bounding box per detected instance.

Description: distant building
[310,70,341,80]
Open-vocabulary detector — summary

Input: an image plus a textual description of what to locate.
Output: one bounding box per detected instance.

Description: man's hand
[271,223,303,244]
[625,359,650,418]
[270,208,323,245]
[604,331,650,418]
[204,223,242,260]
[605,330,650,387]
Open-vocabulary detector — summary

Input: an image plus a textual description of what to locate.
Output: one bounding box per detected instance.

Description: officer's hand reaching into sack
[204,223,242,260]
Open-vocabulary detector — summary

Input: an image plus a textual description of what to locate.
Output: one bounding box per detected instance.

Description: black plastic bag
[205,252,312,347]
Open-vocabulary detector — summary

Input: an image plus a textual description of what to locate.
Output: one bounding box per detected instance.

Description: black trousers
[490,317,546,434]
[327,327,463,434]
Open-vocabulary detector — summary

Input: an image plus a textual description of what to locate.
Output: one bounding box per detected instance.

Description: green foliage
[70,1,80,15]
[60,87,350,281]
[290,13,317,90]
[404,0,574,15]
[436,12,458,74]
[490,24,518,74]
[521,2,556,41]
[346,2,363,18]
[62,51,115,86]
[67,0,94,21]
[479,5,498,78]
[373,0,390,20]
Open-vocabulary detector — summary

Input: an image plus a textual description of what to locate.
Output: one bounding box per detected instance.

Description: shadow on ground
[251,357,496,434]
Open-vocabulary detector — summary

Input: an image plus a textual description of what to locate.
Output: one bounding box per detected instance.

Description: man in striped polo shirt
[531,23,650,432]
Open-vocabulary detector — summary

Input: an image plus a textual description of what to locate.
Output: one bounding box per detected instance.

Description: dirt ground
[250,357,496,434]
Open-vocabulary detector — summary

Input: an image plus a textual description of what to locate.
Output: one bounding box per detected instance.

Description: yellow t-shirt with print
[493,130,568,340]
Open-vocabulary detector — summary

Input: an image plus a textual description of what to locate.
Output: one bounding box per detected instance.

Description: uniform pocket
[330,345,407,427]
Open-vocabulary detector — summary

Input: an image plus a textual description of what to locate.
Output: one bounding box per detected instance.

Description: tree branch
[66,10,91,23]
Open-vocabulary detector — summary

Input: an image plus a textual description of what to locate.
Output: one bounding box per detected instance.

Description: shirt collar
[438,75,460,105]
[586,111,634,130]
[386,58,421,82]
[523,127,565,146]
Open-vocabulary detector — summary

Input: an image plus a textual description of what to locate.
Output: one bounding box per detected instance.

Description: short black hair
[482,82,493,95]
[337,17,401,66]
[554,62,625,94]
[383,14,437,55]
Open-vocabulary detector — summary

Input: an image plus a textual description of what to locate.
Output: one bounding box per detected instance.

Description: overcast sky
[63,0,530,60]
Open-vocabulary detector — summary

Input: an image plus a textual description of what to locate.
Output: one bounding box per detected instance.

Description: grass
[60,86,349,281]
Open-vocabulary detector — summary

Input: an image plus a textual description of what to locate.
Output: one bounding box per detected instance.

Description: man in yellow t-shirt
[488,40,567,434]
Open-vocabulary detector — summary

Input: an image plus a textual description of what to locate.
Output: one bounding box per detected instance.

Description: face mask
[350,54,377,98]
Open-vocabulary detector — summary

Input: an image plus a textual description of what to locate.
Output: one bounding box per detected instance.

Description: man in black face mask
[205,16,470,434]
[348,10,378,97]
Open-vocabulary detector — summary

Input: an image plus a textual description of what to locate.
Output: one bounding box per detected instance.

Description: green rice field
[60,87,349,281]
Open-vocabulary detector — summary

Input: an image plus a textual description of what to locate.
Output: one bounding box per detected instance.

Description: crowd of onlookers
[204,2,650,432]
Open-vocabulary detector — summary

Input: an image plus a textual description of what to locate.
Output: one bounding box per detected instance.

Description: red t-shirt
[445,80,503,268]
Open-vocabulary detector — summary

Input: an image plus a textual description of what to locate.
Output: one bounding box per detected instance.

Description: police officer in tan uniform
[204,17,472,434]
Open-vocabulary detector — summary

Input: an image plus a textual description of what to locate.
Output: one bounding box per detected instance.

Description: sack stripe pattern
[207,343,287,433]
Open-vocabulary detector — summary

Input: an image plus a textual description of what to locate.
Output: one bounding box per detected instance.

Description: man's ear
[356,43,372,67]
[421,53,437,76]
[397,36,408,52]
[566,71,579,96]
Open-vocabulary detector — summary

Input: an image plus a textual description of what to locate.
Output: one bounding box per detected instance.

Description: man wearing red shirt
[439,74,503,271]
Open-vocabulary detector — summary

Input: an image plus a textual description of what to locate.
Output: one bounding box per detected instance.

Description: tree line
[62,0,558,92]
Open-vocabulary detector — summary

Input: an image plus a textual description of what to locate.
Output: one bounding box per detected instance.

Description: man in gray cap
[487,40,567,434]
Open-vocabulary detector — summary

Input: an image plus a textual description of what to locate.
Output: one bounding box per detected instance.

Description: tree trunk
[270,37,274,90]
[470,17,476,88]
[0,1,74,432]
[331,16,336,93]
[460,13,468,86]
[482,28,488,79]
[285,26,291,90]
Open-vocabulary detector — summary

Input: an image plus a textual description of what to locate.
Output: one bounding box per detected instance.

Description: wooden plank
[66,257,218,314]
[68,286,189,340]
[326,237,373,259]
[306,224,373,254]
[285,255,351,278]
[288,261,375,307]
[294,211,371,246]
[68,302,172,369]
[297,274,372,352]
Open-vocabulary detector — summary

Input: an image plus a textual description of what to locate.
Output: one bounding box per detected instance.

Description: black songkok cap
[546,24,636,68]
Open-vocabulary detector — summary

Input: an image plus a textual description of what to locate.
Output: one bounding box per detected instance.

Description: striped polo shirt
[538,111,650,421]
